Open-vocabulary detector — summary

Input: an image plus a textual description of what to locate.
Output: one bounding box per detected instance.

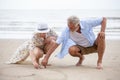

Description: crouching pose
[42,16,106,69]
[7,23,57,69]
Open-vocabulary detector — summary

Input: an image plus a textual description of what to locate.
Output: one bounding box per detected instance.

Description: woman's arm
[41,41,59,68]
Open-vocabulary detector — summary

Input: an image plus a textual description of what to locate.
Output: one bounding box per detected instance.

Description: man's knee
[98,33,105,40]
[69,46,78,56]
[96,33,105,45]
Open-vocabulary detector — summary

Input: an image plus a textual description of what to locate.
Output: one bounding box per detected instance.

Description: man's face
[68,22,76,32]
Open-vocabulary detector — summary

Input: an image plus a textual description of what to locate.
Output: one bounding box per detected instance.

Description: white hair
[67,16,80,27]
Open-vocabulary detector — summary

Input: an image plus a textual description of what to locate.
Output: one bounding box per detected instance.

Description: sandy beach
[0,39,120,80]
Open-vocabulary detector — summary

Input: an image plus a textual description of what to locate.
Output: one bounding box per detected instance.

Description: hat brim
[35,29,50,33]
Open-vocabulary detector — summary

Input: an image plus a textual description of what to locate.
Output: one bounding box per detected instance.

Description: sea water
[0,9,120,39]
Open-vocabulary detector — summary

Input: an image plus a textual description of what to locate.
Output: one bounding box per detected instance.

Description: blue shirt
[56,18,103,58]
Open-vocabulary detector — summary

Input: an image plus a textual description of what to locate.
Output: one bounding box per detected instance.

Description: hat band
[38,28,48,31]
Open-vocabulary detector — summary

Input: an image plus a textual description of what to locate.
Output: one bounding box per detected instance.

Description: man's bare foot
[76,56,85,66]
[97,63,103,69]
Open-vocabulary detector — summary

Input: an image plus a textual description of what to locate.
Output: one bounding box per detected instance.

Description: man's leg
[69,46,85,66]
[30,47,43,69]
[95,33,105,69]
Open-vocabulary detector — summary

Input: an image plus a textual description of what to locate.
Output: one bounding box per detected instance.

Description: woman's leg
[44,36,57,53]
[43,36,57,66]
[30,47,43,69]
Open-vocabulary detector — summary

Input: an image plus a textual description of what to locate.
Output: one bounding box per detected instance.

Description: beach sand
[0,39,120,80]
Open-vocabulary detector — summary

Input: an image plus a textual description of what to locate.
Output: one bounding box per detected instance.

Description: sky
[0,0,120,10]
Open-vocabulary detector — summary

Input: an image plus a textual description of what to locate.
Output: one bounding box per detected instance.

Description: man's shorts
[76,44,97,55]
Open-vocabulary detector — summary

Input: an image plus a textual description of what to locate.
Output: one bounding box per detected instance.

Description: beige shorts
[76,44,97,55]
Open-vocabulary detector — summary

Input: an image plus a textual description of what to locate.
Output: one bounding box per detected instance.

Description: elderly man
[42,16,106,69]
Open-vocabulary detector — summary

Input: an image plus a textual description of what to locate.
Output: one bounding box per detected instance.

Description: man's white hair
[67,16,80,27]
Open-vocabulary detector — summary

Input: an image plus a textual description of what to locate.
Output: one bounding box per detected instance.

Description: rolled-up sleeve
[56,31,64,44]
[86,18,103,27]
[56,36,62,44]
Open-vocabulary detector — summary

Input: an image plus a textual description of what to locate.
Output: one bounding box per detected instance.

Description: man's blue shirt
[56,18,103,58]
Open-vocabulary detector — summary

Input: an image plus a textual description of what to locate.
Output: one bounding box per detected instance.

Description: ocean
[0,9,120,39]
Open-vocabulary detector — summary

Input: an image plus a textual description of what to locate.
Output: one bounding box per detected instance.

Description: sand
[0,39,120,80]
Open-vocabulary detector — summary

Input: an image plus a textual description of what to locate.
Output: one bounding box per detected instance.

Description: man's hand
[99,32,105,39]
[41,58,48,68]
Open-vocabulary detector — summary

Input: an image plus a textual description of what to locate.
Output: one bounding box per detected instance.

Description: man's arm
[42,27,67,68]
[41,40,59,68]
[101,17,107,32]
[99,17,107,39]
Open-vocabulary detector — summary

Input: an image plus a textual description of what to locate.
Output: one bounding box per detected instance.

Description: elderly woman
[7,23,57,69]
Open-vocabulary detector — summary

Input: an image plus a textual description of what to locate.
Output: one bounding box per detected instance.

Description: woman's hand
[41,58,48,68]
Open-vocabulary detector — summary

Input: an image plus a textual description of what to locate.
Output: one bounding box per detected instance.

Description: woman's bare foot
[76,56,85,66]
[30,52,39,69]
[33,58,39,69]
